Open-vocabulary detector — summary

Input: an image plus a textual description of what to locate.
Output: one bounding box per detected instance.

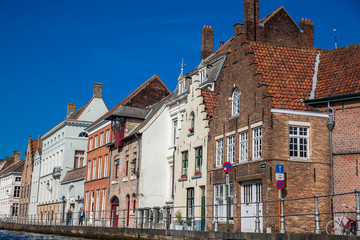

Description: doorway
[240,180,263,232]
[200,187,206,231]
[111,197,119,227]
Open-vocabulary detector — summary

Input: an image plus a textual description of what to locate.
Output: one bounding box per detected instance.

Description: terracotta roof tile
[316,43,360,98]
[205,37,233,63]
[250,42,320,110]
[201,90,217,119]
[61,167,86,182]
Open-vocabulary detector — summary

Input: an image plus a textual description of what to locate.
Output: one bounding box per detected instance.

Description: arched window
[79,132,88,137]
[232,88,240,116]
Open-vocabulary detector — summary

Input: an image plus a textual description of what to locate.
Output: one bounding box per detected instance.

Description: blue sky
[0,0,359,158]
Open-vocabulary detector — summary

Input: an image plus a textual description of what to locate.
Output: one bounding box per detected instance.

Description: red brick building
[206,0,334,234]
[18,137,38,219]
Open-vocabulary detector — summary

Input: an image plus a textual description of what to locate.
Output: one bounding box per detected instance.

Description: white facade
[138,105,172,208]
[29,149,41,216]
[0,162,23,217]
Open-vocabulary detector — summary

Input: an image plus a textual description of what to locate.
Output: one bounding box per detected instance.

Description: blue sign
[276,164,284,174]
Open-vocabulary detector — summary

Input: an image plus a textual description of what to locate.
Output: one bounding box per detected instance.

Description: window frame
[239,131,248,163]
[181,151,188,176]
[289,126,309,160]
[231,89,240,116]
[216,139,224,167]
[252,127,262,161]
[227,135,235,163]
[214,183,234,221]
[195,146,203,173]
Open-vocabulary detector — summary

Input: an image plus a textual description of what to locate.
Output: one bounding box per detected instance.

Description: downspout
[172,147,175,201]
[134,133,141,227]
[107,144,112,201]
[327,102,335,196]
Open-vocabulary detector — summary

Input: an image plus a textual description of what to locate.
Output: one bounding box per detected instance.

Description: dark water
[0,229,94,240]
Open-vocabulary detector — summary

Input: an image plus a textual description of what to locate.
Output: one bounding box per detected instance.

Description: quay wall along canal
[0,222,359,240]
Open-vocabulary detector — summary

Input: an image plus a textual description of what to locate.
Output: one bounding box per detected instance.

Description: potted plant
[188,127,194,134]
[175,211,183,230]
[185,218,192,230]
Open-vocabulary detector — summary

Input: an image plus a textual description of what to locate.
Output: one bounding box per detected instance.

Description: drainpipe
[172,147,175,201]
[327,102,335,196]
[134,133,141,227]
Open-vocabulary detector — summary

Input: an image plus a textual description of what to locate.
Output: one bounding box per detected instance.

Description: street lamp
[111,117,124,134]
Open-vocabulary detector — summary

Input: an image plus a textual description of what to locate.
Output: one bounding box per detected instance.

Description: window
[214,183,234,221]
[289,126,309,159]
[125,155,129,176]
[24,186,27,199]
[15,177,21,182]
[12,203,19,216]
[216,139,224,167]
[85,191,89,212]
[195,147,202,173]
[106,130,110,144]
[186,188,194,218]
[74,150,85,168]
[27,185,30,198]
[252,127,262,160]
[114,159,119,179]
[189,112,195,134]
[101,189,106,219]
[179,80,185,94]
[227,135,235,163]
[239,131,248,162]
[14,186,20,198]
[79,132,88,137]
[200,69,205,84]
[181,151,188,176]
[104,155,108,177]
[92,159,97,180]
[94,136,98,148]
[89,138,93,150]
[96,189,100,218]
[100,132,104,146]
[232,88,240,116]
[20,186,23,198]
[87,161,91,181]
[98,157,102,179]
[172,120,178,145]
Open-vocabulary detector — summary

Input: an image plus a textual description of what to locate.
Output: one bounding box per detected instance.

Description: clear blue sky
[0,0,359,158]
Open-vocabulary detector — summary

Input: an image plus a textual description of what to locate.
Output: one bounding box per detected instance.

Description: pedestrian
[78,207,86,226]
[66,208,72,226]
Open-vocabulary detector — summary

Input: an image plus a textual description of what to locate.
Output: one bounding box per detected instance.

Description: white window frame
[252,127,262,161]
[101,189,106,219]
[92,159,97,180]
[85,191,89,212]
[232,89,240,116]
[179,80,185,94]
[104,155,108,177]
[239,131,248,163]
[172,119,178,145]
[98,157,102,179]
[214,183,234,221]
[89,138,93,150]
[200,69,205,84]
[87,161,91,181]
[100,132,104,146]
[105,130,110,144]
[227,135,235,163]
[216,139,224,167]
[96,189,100,218]
[289,126,309,160]
[94,135,98,149]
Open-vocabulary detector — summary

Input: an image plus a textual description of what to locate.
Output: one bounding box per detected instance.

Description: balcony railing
[52,166,61,178]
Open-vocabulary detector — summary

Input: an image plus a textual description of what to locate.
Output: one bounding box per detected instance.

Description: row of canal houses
[1,0,360,233]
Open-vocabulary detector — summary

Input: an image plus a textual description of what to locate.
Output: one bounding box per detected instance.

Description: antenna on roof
[333,29,337,49]
[180,58,186,76]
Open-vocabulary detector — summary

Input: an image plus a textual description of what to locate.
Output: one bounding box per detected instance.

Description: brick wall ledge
[0,222,357,240]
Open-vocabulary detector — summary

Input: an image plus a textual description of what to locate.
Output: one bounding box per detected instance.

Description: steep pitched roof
[91,74,169,126]
[201,90,217,119]
[65,98,93,120]
[0,160,24,176]
[250,42,320,111]
[315,43,360,99]
[205,37,232,63]
[61,167,86,183]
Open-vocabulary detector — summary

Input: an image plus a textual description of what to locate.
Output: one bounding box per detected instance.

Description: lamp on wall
[111,116,124,134]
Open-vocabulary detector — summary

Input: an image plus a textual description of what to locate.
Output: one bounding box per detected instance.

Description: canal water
[0,229,94,240]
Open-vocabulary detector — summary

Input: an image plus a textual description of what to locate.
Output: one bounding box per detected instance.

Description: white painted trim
[271,108,329,118]
[251,121,263,129]
[288,121,310,127]
[88,121,110,135]
[225,130,236,137]
[215,134,224,140]
[238,126,248,133]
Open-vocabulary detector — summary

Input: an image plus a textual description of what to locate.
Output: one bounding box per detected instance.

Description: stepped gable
[201,90,217,119]
[31,139,38,158]
[315,43,360,99]
[249,42,320,111]
[61,167,86,183]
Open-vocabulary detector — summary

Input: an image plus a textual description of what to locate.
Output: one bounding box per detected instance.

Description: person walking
[66,208,73,226]
[78,207,86,226]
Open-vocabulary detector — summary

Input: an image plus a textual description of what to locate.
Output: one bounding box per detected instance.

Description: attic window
[79,132,88,138]
[200,69,206,84]
[179,80,185,94]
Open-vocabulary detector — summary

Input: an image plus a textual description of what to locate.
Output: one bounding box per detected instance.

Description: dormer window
[79,132,88,138]
[179,80,185,94]
[200,69,205,84]
[232,88,240,116]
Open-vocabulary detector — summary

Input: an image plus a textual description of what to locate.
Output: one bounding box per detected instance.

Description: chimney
[93,83,103,98]
[201,25,214,60]
[67,103,76,116]
[234,23,244,36]
[244,0,259,41]
[299,18,314,48]
[220,41,224,47]
[12,151,21,163]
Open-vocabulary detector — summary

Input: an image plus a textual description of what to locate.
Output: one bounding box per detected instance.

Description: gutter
[304,92,360,105]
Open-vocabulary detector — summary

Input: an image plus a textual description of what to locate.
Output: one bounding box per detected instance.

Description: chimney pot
[201,25,214,60]
[67,103,76,116]
[93,82,103,98]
